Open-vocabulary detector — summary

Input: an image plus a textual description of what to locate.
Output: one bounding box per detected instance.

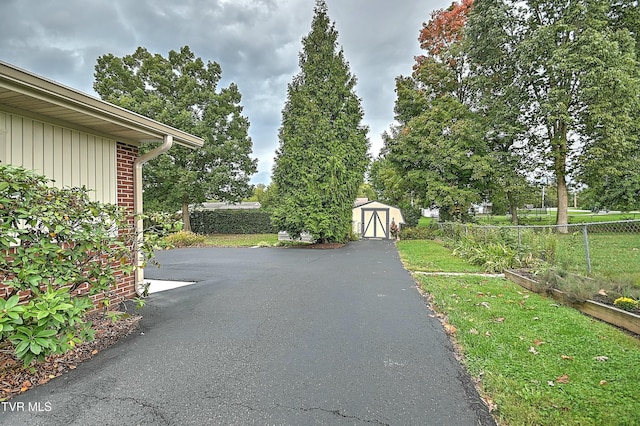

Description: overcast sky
[0,0,451,184]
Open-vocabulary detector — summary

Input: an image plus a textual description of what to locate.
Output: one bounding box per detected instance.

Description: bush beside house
[0,165,144,365]
[0,60,204,366]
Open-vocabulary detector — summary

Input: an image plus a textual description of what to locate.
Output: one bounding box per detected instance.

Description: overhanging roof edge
[0,61,204,149]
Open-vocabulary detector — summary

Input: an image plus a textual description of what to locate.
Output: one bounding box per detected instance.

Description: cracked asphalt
[2,240,495,425]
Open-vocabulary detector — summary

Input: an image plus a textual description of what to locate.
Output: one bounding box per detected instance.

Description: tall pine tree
[271,0,369,243]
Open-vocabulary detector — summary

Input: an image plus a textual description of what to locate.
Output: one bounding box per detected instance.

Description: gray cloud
[0,0,450,184]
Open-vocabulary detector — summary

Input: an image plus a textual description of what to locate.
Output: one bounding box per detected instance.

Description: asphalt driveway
[2,240,495,425]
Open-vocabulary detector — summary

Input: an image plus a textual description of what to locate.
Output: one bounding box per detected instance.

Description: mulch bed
[0,312,141,401]
[286,242,346,249]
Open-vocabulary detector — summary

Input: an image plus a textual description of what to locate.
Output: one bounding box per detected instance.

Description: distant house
[422,207,440,218]
[0,61,203,299]
[422,202,493,218]
[472,202,493,215]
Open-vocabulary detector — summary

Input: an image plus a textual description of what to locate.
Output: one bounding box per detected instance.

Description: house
[471,202,493,215]
[0,61,204,299]
[421,207,440,218]
[352,199,405,239]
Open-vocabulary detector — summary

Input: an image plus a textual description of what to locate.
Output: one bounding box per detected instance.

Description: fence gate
[361,208,390,239]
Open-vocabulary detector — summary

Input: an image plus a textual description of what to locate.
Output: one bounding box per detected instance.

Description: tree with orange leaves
[417,0,473,58]
[412,0,474,105]
[380,0,493,222]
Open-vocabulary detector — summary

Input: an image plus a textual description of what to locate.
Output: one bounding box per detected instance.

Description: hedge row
[190,210,277,234]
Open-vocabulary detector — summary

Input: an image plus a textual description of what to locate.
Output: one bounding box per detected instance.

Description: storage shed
[352,200,405,239]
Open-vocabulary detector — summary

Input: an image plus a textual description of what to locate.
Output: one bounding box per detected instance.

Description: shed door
[361,208,390,239]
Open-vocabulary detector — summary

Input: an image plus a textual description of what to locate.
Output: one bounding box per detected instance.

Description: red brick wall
[111,142,138,302]
[1,142,139,307]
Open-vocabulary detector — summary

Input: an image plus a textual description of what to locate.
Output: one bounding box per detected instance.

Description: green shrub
[163,230,206,247]
[400,225,438,240]
[452,239,523,272]
[439,223,555,272]
[6,290,96,366]
[1,164,147,365]
[190,210,277,234]
[398,204,422,227]
[613,297,639,312]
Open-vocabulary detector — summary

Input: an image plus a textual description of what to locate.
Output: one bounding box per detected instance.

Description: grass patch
[163,233,279,248]
[396,241,640,424]
[555,233,640,280]
[396,240,483,273]
[416,274,640,425]
[418,216,438,227]
[201,233,279,247]
[476,211,640,226]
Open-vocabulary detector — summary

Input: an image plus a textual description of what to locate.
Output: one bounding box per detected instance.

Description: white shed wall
[0,111,116,204]
[352,201,404,239]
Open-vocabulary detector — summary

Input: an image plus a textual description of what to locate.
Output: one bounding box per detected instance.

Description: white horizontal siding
[0,111,116,204]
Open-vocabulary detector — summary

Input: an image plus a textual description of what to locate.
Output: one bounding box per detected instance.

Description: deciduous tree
[94,46,257,230]
[382,0,493,221]
[468,0,640,229]
[466,0,531,224]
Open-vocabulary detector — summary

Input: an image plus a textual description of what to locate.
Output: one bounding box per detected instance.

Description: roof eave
[0,61,204,149]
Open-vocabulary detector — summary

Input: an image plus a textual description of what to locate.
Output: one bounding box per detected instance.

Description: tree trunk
[510,204,519,225]
[554,121,569,233]
[182,201,191,233]
[507,192,519,225]
[556,176,569,233]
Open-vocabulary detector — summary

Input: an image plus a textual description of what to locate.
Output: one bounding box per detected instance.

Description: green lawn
[418,216,437,227]
[420,211,640,228]
[555,233,640,281]
[396,240,483,273]
[395,240,640,425]
[201,233,279,247]
[417,274,640,426]
[477,211,640,226]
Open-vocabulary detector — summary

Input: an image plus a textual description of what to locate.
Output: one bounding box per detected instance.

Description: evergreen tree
[271,0,369,243]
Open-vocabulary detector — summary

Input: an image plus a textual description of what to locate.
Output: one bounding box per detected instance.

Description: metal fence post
[582,225,592,274]
[517,227,522,252]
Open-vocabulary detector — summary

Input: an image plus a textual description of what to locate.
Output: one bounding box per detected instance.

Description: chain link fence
[436,220,640,277]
